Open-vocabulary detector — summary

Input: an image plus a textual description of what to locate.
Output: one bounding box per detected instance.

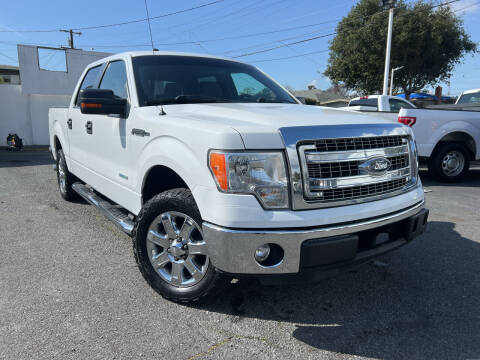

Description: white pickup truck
[49,51,428,303]
[341,95,416,122]
[398,106,480,182]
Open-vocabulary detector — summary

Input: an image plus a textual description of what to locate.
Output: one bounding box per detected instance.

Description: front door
[85,60,135,204]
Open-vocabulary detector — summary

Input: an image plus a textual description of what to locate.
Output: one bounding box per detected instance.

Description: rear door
[68,64,104,176]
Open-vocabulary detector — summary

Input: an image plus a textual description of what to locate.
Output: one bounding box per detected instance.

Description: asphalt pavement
[0,150,479,359]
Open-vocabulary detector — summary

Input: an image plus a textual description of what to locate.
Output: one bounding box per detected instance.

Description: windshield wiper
[174,94,219,103]
[144,95,218,106]
[256,97,292,104]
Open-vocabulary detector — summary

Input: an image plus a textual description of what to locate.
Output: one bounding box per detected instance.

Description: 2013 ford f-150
[49,52,428,303]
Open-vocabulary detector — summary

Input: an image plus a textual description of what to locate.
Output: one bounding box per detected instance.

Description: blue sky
[0,0,478,95]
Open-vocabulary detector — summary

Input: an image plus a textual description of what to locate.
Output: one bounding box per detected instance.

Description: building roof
[0,64,19,71]
[293,89,349,103]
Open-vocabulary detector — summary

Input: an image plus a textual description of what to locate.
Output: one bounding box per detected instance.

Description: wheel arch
[50,118,69,162]
[141,165,189,204]
[53,135,62,153]
[432,131,476,160]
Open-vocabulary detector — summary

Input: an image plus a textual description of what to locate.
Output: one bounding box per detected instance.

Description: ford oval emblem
[359,157,392,176]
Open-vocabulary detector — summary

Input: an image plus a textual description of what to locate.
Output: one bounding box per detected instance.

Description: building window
[38,47,67,72]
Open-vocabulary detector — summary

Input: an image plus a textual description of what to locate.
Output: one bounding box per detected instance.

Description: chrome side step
[72,182,135,236]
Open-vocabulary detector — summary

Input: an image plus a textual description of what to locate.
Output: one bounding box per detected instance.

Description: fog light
[254,244,271,262]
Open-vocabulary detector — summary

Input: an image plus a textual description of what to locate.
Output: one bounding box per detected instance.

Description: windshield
[457,92,480,104]
[132,55,297,106]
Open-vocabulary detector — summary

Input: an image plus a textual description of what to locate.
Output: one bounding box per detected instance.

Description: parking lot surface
[0,150,479,360]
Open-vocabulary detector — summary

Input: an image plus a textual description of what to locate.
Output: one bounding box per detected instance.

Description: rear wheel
[428,143,470,182]
[56,149,78,201]
[133,188,226,304]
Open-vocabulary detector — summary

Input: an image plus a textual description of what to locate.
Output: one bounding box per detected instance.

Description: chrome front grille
[298,135,415,205]
[306,154,409,179]
[321,178,408,201]
[314,136,405,152]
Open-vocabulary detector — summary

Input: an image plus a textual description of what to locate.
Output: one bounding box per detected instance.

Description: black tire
[56,149,78,201]
[133,188,227,304]
[428,143,470,182]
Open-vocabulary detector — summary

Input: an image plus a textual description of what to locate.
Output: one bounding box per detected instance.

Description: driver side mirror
[79,89,127,118]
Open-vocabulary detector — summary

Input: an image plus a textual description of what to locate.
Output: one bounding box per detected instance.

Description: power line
[231,0,464,59]
[0,52,16,62]
[0,0,224,33]
[77,19,340,49]
[249,49,330,63]
[233,32,336,58]
[71,0,225,31]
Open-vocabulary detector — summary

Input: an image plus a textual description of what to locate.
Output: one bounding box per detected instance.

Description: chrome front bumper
[202,200,427,275]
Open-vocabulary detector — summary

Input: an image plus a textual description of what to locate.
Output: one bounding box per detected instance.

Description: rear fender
[429,121,479,159]
[50,121,68,163]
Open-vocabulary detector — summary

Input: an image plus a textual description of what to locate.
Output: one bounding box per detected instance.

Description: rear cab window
[349,98,378,107]
[389,99,414,112]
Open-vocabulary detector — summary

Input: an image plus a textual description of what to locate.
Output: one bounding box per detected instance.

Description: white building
[0,45,110,146]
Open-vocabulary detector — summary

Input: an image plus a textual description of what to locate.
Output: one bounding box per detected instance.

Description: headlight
[208,151,289,209]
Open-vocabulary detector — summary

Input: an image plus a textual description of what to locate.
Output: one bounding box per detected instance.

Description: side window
[99,61,128,99]
[231,73,275,101]
[389,99,413,112]
[75,65,102,105]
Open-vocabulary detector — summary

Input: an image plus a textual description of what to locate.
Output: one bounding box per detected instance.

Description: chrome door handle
[85,121,93,134]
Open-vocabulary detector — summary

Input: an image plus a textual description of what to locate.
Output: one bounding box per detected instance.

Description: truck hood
[161,103,397,149]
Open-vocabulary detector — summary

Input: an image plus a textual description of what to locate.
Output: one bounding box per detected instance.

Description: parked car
[49,52,428,303]
[398,106,480,182]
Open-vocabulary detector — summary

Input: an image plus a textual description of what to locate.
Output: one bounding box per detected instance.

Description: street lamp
[382,0,396,95]
[389,66,404,96]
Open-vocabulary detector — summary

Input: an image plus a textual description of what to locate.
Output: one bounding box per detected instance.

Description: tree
[324,0,476,98]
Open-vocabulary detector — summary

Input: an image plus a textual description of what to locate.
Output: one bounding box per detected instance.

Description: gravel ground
[0,151,479,360]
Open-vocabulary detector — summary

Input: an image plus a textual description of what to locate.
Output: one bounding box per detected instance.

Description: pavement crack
[187,336,234,360]
[187,334,267,360]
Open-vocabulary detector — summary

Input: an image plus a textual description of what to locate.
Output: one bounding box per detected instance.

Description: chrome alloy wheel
[57,160,67,193]
[146,211,209,287]
[441,150,465,177]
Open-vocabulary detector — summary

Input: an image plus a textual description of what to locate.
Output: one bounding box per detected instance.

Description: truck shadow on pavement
[0,150,53,168]
[204,221,480,359]
[419,167,480,187]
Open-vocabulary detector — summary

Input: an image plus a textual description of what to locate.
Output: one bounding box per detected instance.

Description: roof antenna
[144,0,157,53]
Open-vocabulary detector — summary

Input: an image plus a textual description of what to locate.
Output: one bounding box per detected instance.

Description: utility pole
[389,66,403,95]
[382,0,396,95]
[60,29,82,49]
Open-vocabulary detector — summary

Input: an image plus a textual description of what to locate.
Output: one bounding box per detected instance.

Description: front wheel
[133,188,226,304]
[428,143,470,182]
